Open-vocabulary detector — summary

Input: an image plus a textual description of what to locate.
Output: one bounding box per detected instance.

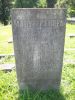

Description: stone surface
[8,37,13,43]
[66,34,75,38]
[67,17,75,24]
[0,64,15,71]
[11,8,66,90]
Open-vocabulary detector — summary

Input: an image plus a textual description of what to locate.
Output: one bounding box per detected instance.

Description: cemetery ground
[0,24,75,100]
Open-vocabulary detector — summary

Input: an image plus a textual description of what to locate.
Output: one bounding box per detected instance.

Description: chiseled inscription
[14,18,64,29]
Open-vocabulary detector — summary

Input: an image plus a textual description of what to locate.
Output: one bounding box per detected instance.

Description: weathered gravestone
[11,8,66,90]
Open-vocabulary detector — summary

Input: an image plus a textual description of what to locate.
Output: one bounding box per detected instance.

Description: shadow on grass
[17,88,65,100]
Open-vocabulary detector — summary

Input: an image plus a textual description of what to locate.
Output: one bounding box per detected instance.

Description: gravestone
[11,8,66,90]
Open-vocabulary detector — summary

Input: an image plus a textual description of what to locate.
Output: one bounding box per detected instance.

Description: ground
[0,23,75,100]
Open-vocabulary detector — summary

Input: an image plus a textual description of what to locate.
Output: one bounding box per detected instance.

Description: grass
[0,64,75,100]
[61,64,75,100]
[0,25,14,54]
[66,24,75,34]
[0,25,12,42]
[0,71,18,100]
[0,43,14,54]
[64,50,75,61]
[0,56,15,64]
[65,37,75,48]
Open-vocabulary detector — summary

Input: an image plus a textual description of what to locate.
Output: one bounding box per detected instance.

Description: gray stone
[0,64,15,71]
[8,37,13,43]
[66,34,75,38]
[67,17,75,24]
[11,8,66,90]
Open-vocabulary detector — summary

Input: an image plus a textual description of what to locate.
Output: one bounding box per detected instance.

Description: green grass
[65,37,75,48]
[64,50,75,62]
[0,25,11,41]
[61,64,75,100]
[0,43,14,54]
[0,25,14,54]
[66,24,75,34]
[0,64,75,100]
[0,56,15,64]
[0,71,18,100]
